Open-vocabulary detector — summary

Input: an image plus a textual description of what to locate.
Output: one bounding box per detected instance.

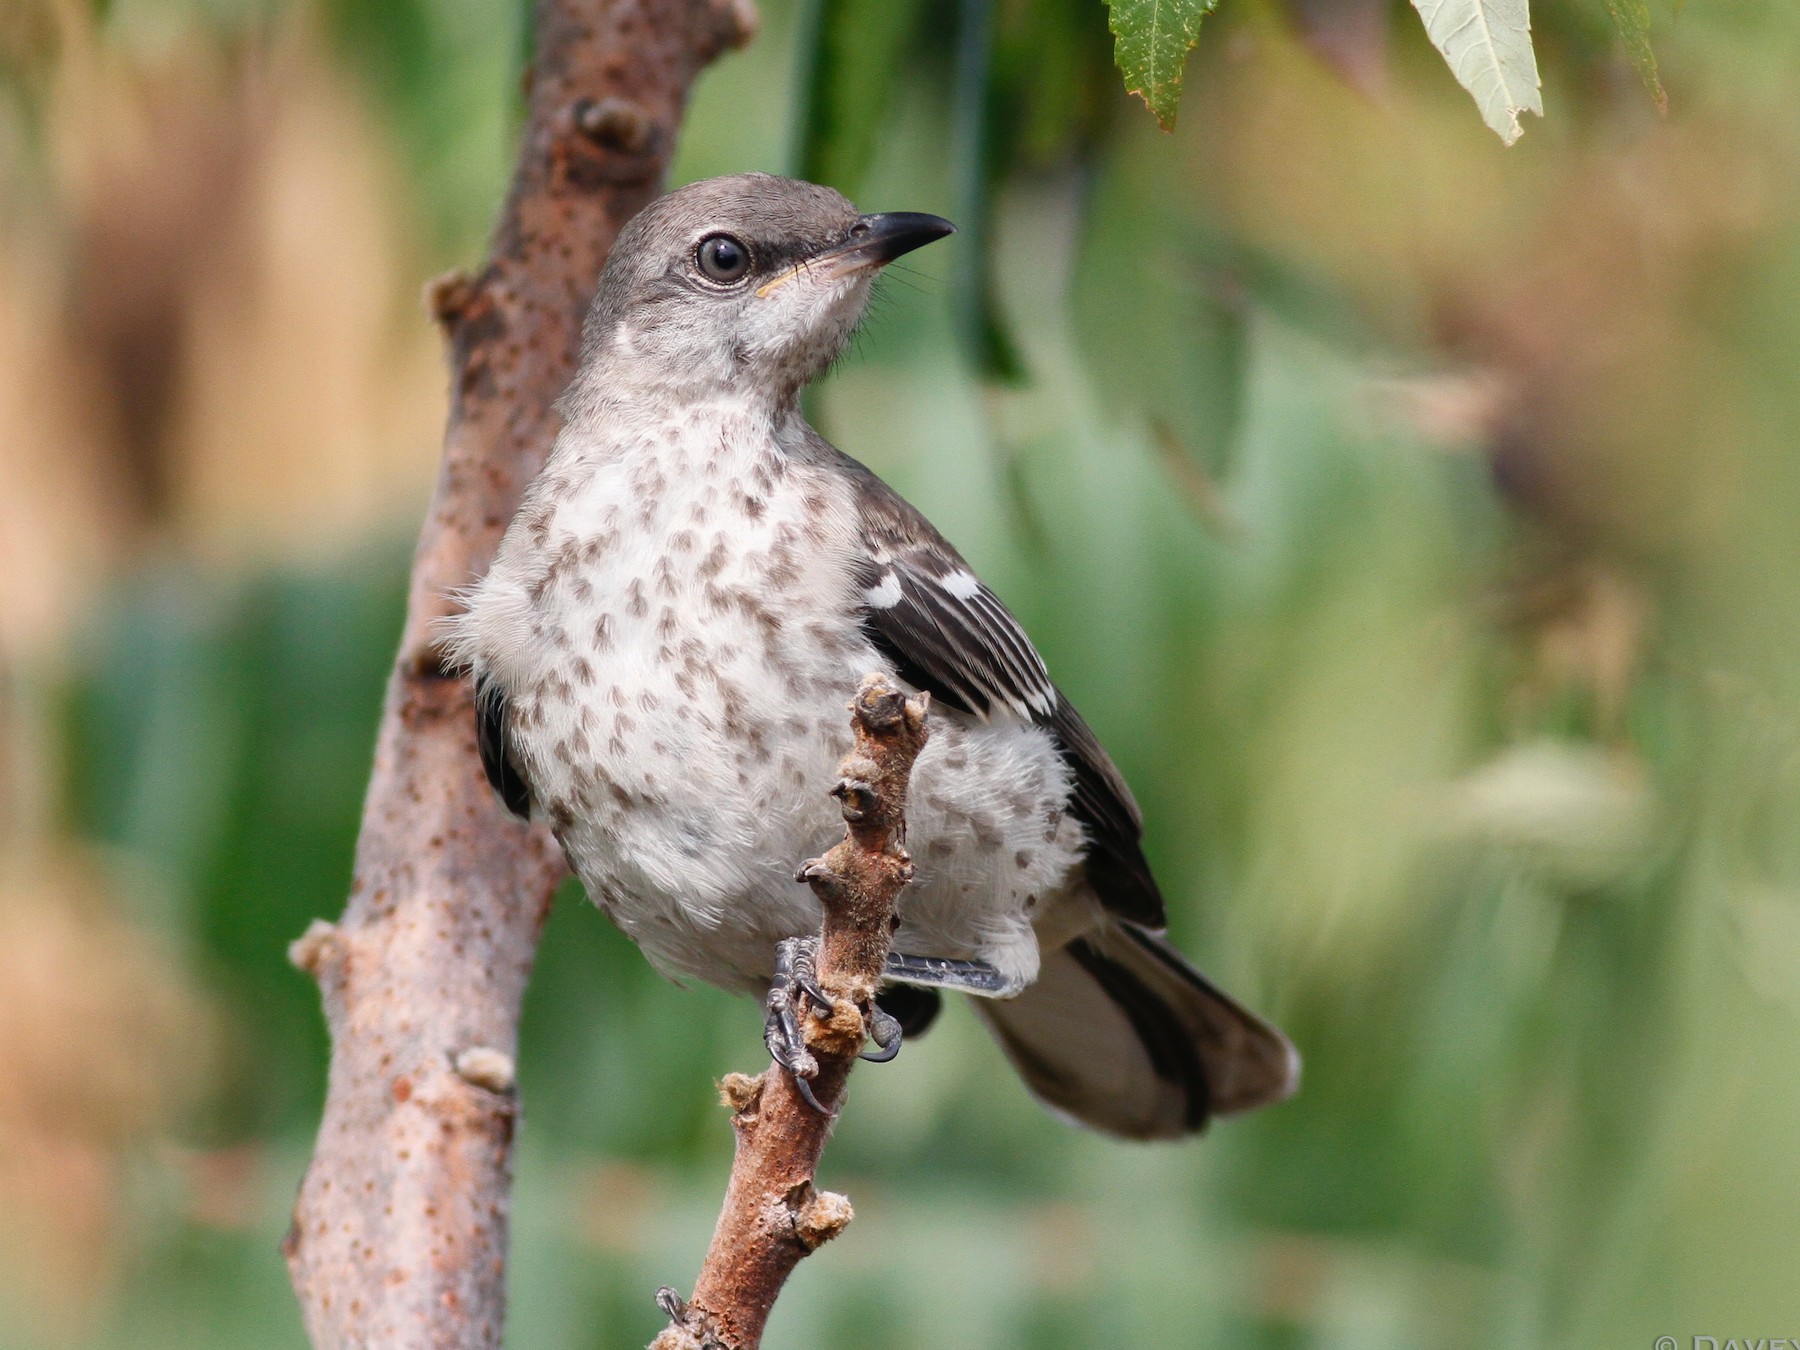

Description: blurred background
[4,0,1800,1345]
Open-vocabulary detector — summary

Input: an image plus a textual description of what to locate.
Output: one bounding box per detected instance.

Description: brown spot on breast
[698,539,730,580]
[630,460,666,499]
[734,590,782,637]
[718,679,749,728]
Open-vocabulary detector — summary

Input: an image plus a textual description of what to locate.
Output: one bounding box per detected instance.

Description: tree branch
[283,2,754,1345]
[652,675,931,1350]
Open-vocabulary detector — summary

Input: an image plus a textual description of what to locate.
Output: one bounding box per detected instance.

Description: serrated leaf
[1604,0,1667,113]
[1410,0,1543,145]
[1106,0,1220,131]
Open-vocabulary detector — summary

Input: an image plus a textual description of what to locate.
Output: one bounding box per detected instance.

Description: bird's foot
[765,937,914,1103]
[765,936,833,1115]
[859,1004,904,1063]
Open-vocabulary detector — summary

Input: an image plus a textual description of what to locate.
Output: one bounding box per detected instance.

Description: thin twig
[283,2,754,1345]
[651,675,931,1350]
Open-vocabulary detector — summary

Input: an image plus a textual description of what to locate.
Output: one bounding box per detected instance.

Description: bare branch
[652,675,931,1350]
[283,2,755,1345]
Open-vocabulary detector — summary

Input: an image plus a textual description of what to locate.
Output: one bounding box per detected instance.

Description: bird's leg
[883,951,1007,994]
[764,936,833,1114]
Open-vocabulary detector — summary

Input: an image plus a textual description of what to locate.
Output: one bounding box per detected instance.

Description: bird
[446,172,1298,1139]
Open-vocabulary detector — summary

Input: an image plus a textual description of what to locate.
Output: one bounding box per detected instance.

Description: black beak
[815,212,955,274]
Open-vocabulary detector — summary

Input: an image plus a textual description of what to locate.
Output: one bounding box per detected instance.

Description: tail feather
[971,925,1298,1140]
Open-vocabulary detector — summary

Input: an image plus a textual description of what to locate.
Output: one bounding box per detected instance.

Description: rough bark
[652,676,931,1350]
[284,2,755,1345]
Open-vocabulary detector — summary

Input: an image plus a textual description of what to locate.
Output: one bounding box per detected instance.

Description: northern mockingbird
[449,173,1297,1138]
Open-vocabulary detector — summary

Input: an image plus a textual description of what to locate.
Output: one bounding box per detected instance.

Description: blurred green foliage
[14,0,1800,1346]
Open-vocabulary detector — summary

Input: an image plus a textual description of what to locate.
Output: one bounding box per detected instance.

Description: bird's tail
[969,924,1299,1140]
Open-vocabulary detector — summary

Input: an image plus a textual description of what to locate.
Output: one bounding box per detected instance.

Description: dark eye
[696,234,751,284]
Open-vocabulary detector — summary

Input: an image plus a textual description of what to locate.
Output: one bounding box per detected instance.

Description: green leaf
[950,0,1026,384]
[790,0,922,192]
[1604,0,1667,112]
[1106,0,1220,131]
[1410,0,1544,145]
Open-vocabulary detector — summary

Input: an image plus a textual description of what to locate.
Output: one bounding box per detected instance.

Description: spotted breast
[449,396,1088,998]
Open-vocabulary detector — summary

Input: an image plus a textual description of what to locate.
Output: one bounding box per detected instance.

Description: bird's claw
[797,972,835,1015]
[766,937,903,1106]
[859,1004,903,1063]
[765,936,832,1116]
[791,1072,830,1115]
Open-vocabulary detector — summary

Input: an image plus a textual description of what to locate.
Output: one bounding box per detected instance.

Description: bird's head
[577,173,953,405]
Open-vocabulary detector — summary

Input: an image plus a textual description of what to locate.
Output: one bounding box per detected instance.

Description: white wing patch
[863,570,904,608]
[940,569,981,600]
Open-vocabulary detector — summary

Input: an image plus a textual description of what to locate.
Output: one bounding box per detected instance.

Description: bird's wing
[476,674,533,820]
[849,468,1166,930]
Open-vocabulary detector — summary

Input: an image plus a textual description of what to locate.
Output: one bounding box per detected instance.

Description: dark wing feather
[858,558,1057,721]
[1045,697,1164,927]
[476,675,532,820]
[848,468,1166,930]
